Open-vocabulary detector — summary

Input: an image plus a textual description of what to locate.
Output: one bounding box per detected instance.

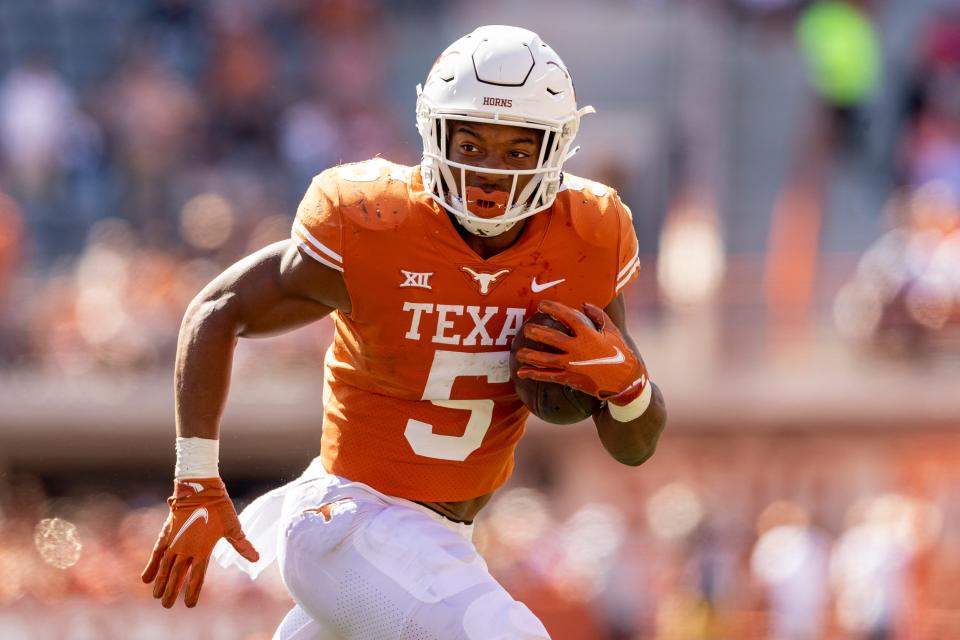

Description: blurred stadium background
[0,0,959,638]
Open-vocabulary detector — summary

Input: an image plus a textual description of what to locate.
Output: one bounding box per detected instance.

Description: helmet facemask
[421,113,573,237]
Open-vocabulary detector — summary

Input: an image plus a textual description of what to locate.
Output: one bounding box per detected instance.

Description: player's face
[447,121,544,196]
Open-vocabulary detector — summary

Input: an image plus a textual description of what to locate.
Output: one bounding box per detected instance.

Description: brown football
[509,311,601,424]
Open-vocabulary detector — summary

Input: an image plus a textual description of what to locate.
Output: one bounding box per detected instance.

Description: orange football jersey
[291,158,639,502]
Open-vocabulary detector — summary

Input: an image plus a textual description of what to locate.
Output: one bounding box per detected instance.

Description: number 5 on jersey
[404,350,510,461]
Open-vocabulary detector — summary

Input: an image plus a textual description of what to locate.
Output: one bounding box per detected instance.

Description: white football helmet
[416,25,594,237]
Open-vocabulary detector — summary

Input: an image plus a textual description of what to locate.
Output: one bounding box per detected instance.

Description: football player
[142,25,666,639]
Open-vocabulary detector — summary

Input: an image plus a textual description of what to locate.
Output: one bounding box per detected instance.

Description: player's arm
[514,295,666,467]
[143,240,348,609]
[591,294,666,466]
[175,239,348,440]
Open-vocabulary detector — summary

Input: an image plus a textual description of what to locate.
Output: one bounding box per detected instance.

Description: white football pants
[270,471,550,640]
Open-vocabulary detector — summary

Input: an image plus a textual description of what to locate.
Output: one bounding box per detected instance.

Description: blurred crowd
[0,0,416,372]
[0,473,293,639]
[1,3,960,637]
[0,0,956,372]
[2,432,959,640]
[0,0,960,640]
[834,11,960,355]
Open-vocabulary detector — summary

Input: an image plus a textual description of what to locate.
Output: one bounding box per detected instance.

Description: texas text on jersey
[291,157,640,502]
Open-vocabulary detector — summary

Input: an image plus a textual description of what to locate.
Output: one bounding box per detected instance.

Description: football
[509,312,602,424]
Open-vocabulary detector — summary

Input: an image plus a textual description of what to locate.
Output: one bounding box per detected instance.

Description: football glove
[515,300,648,404]
[142,477,259,608]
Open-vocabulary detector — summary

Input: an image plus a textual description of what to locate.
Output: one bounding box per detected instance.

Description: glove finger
[581,303,606,330]
[516,366,569,385]
[538,300,593,334]
[141,539,167,583]
[223,517,261,563]
[161,555,192,608]
[515,348,565,369]
[229,535,261,563]
[184,556,209,608]
[522,324,571,349]
[152,553,176,599]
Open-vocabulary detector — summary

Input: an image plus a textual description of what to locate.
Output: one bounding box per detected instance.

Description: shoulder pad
[321,158,417,231]
[560,173,613,199]
[557,173,622,247]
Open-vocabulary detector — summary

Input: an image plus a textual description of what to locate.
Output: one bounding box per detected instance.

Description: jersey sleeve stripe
[615,261,640,292]
[617,254,640,280]
[295,239,345,272]
[293,221,343,264]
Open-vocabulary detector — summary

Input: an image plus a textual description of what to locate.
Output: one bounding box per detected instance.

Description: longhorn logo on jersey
[461,267,510,295]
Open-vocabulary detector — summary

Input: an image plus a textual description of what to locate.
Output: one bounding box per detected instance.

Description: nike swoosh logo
[568,347,625,367]
[531,277,565,293]
[170,507,209,548]
[184,482,205,494]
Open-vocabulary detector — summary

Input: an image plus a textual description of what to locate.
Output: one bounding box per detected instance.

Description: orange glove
[141,477,259,608]
[515,300,648,403]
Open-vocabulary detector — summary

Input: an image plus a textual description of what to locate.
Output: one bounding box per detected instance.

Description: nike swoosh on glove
[515,300,648,404]
[142,477,259,608]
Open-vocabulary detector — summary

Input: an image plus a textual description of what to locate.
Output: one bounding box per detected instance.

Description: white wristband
[174,436,220,479]
[607,382,653,423]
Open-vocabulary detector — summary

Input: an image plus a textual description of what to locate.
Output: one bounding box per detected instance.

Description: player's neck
[449,214,528,259]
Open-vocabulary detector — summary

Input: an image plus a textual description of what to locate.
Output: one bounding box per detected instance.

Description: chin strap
[453,211,519,238]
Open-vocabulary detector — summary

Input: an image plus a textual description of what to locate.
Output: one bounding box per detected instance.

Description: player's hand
[515,300,648,403]
[141,477,259,608]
